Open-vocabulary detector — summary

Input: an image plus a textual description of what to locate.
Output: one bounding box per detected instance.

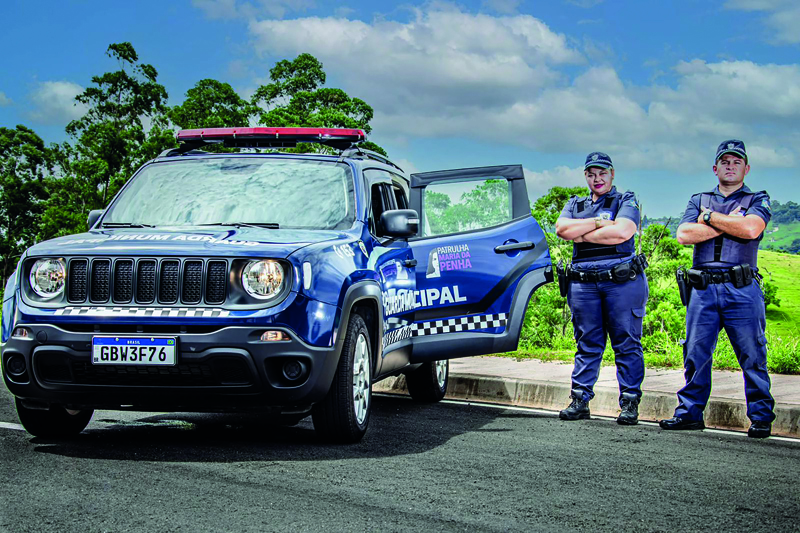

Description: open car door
[406,164,552,362]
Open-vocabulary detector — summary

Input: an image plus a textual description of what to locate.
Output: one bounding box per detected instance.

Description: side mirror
[380,209,419,238]
[87,209,103,230]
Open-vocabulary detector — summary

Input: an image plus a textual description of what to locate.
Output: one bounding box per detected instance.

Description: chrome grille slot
[113,260,134,303]
[136,260,156,303]
[206,261,227,304]
[68,260,88,303]
[159,260,180,304]
[182,260,203,304]
[90,260,111,303]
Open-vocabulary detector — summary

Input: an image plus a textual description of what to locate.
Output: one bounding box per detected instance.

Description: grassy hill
[761,221,800,252]
[760,250,800,338]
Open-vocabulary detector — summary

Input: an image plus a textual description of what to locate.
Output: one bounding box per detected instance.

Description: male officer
[660,140,775,438]
[555,152,648,425]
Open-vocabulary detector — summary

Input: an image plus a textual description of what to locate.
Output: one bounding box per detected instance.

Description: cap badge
[728,143,734,149]
[592,154,598,161]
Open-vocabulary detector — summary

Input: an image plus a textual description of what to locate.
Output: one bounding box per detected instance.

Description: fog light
[282,360,307,381]
[6,355,26,376]
[260,330,289,342]
[12,327,31,340]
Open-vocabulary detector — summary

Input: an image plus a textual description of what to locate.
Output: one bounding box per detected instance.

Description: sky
[1,0,799,217]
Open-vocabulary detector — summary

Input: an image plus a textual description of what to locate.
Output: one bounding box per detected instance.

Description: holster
[557,260,571,297]
[676,268,691,307]
[730,263,753,288]
[686,268,708,290]
[611,261,633,283]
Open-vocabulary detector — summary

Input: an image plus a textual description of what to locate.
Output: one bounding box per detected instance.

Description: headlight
[242,260,284,300]
[29,258,66,299]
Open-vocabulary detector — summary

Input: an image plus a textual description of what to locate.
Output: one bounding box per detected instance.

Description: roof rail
[339,146,404,172]
[172,127,366,153]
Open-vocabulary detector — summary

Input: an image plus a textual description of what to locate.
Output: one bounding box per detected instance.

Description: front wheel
[312,314,372,443]
[405,359,449,403]
[15,399,94,438]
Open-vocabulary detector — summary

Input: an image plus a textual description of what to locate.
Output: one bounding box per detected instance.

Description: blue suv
[1,127,552,443]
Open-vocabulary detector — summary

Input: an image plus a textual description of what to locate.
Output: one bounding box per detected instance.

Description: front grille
[137,260,156,303]
[159,261,179,304]
[90,260,111,302]
[113,260,133,302]
[65,258,229,306]
[68,260,88,303]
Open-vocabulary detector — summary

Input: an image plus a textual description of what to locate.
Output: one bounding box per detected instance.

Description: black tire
[312,314,372,443]
[405,359,449,403]
[15,399,93,438]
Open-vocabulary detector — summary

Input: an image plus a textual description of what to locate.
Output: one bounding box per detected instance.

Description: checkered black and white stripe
[382,325,413,348]
[412,313,507,337]
[53,307,230,318]
[382,313,508,347]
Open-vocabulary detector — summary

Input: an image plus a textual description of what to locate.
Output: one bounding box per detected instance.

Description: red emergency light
[175,127,366,152]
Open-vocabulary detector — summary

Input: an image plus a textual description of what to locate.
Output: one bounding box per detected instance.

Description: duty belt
[685,264,755,290]
[569,256,646,284]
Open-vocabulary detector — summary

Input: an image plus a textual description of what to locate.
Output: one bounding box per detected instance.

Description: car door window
[422,178,511,237]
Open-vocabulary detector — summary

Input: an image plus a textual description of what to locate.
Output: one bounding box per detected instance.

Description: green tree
[170,79,257,129]
[0,125,51,284]
[65,42,172,207]
[252,53,386,155]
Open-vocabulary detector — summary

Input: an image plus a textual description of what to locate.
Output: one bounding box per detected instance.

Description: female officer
[555,152,648,425]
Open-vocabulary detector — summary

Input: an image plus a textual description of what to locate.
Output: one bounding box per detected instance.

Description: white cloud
[28,81,88,124]
[524,165,586,200]
[725,0,800,44]
[192,0,314,20]
[248,6,583,117]
[0,91,11,106]
[393,158,420,176]
[243,6,799,173]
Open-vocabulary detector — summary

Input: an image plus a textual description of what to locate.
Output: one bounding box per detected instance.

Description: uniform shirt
[679,184,771,269]
[560,187,641,271]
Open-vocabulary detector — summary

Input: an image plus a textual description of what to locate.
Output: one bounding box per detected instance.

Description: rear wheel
[406,359,449,403]
[15,399,94,438]
[312,314,372,443]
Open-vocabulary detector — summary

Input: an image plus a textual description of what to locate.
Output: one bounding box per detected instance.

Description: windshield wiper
[101,222,156,228]
[197,222,280,229]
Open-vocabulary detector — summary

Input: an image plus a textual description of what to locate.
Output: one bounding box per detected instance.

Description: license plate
[92,336,177,366]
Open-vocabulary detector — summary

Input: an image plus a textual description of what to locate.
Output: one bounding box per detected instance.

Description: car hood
[28,227,349,259]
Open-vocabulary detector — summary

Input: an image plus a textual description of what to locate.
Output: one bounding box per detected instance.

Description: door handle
[494,241,534,253]
[402,259,418,267]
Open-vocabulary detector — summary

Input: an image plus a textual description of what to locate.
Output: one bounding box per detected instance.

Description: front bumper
[2,323,341,413]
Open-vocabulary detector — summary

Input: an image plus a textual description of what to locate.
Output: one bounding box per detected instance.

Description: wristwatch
[702,211,712,226]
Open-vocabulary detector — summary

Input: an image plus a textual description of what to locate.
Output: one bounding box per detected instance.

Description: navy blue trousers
[567,274,648,403]
[674,280,775,423]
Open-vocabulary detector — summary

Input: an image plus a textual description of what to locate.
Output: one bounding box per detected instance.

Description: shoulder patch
[761,198,771,211]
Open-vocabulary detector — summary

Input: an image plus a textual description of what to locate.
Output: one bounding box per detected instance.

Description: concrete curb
[375,373,800,438]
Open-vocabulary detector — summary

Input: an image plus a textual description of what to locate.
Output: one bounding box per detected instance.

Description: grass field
[759,249,800,338]
[761,221,800,252]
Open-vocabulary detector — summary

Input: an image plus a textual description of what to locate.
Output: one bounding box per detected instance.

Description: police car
[1,127,552,443]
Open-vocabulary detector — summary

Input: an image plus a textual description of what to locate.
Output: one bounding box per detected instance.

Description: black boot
[748,420,771,439]
[559,389,590,420]
[616,393,639,425]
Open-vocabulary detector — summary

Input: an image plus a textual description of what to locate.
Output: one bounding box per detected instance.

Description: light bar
[176,127,366,142]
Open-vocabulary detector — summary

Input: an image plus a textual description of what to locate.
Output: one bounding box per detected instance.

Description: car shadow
[31,394,547,462]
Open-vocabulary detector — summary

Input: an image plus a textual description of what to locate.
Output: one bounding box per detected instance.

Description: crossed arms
[676,206,766,245]
[555,216,637,244]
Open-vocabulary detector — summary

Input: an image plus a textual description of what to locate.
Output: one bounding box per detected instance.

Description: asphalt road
[1,385,798,533]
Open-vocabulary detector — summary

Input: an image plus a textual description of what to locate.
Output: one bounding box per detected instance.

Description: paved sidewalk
[375,356,800,437]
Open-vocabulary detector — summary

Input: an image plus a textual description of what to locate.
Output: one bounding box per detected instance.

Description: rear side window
[423,178,511,237]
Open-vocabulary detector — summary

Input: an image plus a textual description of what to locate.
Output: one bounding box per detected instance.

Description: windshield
[104,157,355,230]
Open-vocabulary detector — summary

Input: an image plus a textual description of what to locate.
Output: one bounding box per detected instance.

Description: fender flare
[332,280,384,372]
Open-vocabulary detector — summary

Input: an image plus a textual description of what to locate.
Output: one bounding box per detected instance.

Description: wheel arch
[336,281,383,377]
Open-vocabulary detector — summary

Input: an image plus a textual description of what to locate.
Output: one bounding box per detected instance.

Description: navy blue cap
[584,151,613,170]
[715,139,747,163]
